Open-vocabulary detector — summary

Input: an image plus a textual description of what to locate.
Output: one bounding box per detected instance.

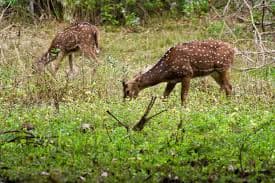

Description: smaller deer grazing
[33,22,100,76]
[122,40,235,105]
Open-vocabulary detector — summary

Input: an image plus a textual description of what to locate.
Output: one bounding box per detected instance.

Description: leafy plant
[179,0,209,16]
[206,20,224,38]
[0,0,211,24]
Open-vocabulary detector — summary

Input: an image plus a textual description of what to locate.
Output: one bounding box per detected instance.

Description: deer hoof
[66,66,79,79]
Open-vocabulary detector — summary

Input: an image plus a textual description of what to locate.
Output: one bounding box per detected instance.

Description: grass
[0,17,274,182]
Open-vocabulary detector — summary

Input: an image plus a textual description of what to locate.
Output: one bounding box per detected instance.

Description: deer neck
[39,50,58,65]
[135,63,167,90]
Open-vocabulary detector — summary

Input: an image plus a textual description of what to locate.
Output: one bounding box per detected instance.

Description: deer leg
[33,52,55,73]
[50,52,65,76]
[211,72,222,88]
[181,77,191,106]
[220,71,232,96]
[163,82,177,98]
[66,54,76,79]
[211,71,232,96]
[68,54,73,73]
[80,44,101,64]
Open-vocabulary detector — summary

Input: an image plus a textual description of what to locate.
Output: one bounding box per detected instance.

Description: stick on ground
[106,110,129,131]
[107,97,167,132]
[133,97,167,131]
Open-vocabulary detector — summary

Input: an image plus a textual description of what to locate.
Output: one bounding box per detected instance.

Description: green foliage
[1,0,211,25]
[206,20,224,38]
[252,10,263,23]
[100,3,120,25]
[272,2,275,12]
[143,0,163,11]
[50,48,61,56]
[0,0,20,6]
[232,23,247,37]
[249,67,275,81]
[179,0,209,16]
[124,12,140,26]
[0,0,28,9]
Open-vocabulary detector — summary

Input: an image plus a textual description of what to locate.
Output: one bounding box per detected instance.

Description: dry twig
[211,1,274,71]
[132,97,156,131]
[223,0,231,15]
[0,129,35,143]
[106,97,167,132]
[233,61,274,72]
[106,110,129,131]
[0,2,11,22]
[243,0,266,63]
[133,97,167,131]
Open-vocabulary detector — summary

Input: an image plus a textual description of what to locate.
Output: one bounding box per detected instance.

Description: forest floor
[0,17,274,182]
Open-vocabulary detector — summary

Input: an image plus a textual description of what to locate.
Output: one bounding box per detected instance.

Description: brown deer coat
[123,40,235,105]
[33,22,100,75]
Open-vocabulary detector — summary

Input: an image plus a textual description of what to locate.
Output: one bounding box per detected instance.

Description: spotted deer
[33,22,100,75]
[122,40,235,105]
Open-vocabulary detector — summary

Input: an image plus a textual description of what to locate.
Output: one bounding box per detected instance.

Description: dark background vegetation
[1,0,236,25]
[1,0,274,29]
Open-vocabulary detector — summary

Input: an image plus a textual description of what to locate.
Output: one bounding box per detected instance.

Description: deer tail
[93,28,100,50]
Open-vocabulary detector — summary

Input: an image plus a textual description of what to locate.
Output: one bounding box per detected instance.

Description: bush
[0,0,210,24]
[179,0,209,16]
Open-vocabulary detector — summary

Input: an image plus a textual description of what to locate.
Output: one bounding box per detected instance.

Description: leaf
[50,48,61,56]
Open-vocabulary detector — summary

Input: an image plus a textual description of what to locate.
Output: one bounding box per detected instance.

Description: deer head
[122,79,140,100]
[32,48,60,73]
[32,56,47,73]
[122,65,159,100]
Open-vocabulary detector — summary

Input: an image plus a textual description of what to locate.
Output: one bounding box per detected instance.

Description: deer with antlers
[122,40,235,105]
[33,22,100,76]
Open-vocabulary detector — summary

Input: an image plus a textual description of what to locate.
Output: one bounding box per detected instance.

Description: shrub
[0,0,211,25]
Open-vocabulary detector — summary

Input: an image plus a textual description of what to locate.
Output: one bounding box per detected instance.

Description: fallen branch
[0,129,35,143]
[236,50,275,55]
[260,31,275,36]
[222,0,231,16]
[233,61,274,72]
[237,51,257,64]
[211,2,273,68]
[133,97,157,131]
[106,97,167,132]
[146,109,167,121]
[7,134,35,143]
[0,128,58,145]
[106,110,130,131]
[0,24,14,33]
[0,2,11,22]
[234,49,275,64]
[243,0,267,64]
[0,129,33,136]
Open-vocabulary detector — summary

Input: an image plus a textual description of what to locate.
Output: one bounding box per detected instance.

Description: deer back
[160,40,235,77]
